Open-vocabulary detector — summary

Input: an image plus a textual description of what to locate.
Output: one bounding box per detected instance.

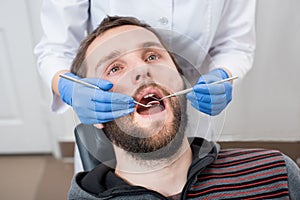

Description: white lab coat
[34,0,256,172]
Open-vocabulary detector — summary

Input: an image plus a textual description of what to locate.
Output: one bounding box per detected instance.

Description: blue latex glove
[186,68,232,116]
[58,72,135,124]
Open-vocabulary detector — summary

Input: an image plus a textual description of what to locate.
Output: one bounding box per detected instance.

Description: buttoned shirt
[34,0,256,113]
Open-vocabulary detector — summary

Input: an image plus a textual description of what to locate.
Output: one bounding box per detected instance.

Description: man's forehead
[85,25,163,69]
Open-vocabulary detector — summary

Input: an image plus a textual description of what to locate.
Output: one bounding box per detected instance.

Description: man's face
[85,25,187,159]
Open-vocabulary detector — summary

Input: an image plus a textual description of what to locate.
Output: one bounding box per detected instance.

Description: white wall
[27,0,75,158]
[27,0,300,155]
[221,0,300,141]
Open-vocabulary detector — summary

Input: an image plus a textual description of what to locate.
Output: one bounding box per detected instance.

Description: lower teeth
[147,101,160,107]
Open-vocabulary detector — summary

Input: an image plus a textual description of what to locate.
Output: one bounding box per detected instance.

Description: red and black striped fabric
[187,148,289,199]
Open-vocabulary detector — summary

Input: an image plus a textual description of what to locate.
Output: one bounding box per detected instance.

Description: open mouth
[136,92,166,116]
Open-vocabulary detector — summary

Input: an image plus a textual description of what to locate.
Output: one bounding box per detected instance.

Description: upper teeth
[143,93,155,99]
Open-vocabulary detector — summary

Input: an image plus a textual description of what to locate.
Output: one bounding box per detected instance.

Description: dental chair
[74,123,114,171]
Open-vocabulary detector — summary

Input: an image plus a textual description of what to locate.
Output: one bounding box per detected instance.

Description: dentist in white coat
[34,0,257,172]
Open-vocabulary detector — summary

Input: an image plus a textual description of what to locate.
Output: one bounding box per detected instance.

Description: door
[0,0,51,153]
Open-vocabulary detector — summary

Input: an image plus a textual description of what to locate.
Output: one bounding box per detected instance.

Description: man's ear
[94,124,104,129]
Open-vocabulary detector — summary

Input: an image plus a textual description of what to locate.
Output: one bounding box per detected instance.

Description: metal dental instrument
[59,74,152,108]
[146,76,239,103]
[59,74,100,89]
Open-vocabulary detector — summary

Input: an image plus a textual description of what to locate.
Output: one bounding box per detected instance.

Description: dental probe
[59,74,152,108]
[157,76,239,101]
[59,74,100,89]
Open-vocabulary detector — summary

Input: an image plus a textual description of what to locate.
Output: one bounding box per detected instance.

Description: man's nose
[131,65,152,84]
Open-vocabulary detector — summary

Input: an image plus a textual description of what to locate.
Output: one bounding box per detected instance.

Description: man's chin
[103,85,188,160]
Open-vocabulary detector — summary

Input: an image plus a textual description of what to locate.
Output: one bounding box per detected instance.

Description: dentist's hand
[186,68,232,116]
[58,72,135,124]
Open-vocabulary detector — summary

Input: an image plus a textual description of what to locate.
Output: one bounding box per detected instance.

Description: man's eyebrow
[97,50,122,67]
[140,41,163,49]
[95,42,163,69]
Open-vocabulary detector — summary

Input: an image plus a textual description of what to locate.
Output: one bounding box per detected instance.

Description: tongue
[139,104,164,115]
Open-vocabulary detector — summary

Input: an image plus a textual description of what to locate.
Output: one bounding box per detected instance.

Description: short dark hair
[71,15,182,77]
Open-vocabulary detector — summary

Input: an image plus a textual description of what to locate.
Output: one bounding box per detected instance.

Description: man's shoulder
[211,148,287,172]
[187,148,291,199]
[217,148,284,161]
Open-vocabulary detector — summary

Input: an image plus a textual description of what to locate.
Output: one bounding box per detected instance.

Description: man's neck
[114,138,192,197]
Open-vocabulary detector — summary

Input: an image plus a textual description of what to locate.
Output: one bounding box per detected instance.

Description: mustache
[133,82,172,100]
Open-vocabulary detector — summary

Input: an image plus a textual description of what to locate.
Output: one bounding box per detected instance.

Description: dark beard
[103,84,187,160]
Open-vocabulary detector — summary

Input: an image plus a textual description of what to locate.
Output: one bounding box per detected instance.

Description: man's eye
[108,65,121,75]
[146,54,159,62]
